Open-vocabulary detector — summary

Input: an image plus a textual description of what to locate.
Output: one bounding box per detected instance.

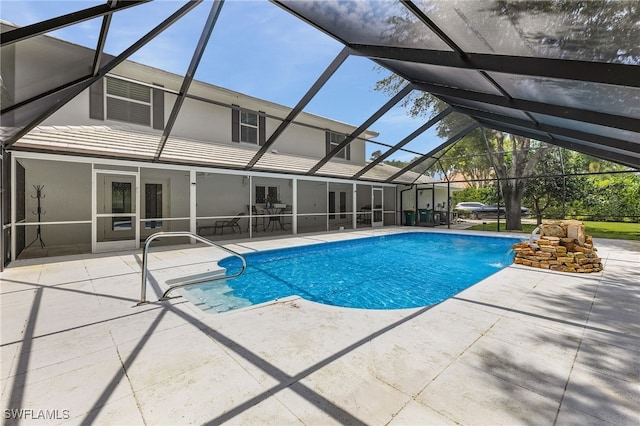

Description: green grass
[581,221,640,240]
[467,221,640,240]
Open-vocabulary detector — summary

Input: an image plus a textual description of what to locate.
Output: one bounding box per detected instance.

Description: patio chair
[198,213,245,235]
[247,205,265,231]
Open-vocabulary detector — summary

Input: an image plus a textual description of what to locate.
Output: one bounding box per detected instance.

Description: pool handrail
[138,231,247,305]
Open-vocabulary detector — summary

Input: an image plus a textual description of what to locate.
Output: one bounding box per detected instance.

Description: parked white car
[455,202,530,219]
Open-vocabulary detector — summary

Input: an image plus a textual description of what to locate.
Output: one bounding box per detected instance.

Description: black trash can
[404,210,416,226]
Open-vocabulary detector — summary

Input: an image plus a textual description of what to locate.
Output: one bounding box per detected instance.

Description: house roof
[14,125,436,184]
[2,1,638,182]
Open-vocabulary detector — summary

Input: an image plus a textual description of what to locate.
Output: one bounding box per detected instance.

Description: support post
[190,170,197,239]
[292,178,298,234]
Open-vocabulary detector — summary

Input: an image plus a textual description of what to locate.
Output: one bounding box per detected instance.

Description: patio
[1,228,638,425]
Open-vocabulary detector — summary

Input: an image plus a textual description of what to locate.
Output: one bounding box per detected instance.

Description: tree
[384,158,412,169]
[438,133,494,187]
[582,172,640,222]
[375,72,549,229]
[489,132,552,229]
[370,150,382,161]
[522,148,587,224]
[487,1,639,65]
[372,1,639,229]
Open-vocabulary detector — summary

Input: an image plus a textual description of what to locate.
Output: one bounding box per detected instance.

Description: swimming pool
[184,232,520,313]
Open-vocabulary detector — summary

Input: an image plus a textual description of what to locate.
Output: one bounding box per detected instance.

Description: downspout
[400,185,414,226]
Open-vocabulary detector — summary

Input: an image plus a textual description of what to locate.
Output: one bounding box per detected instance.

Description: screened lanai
[1,1,639,263]
[2,0,638,168]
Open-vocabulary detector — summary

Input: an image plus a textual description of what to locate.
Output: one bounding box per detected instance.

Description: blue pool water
[184,232,519,313]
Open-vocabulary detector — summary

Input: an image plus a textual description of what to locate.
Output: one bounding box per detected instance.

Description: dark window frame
[326,131,351,160]
[255,185,279,204]
[232,107,266,145]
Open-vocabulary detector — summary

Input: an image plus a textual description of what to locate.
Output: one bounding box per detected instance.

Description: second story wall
[11,26,372,167]
[43,75,368,166]
[168,93,232,144]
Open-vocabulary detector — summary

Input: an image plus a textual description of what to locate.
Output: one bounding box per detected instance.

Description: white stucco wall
[170,95,232,144]
[297,180,327,214]
[9,35,94,105]
[271,123,324,158]
[196,173,250,217]
[42,90,92,127]
[18,158,92,246]
[356,184,373,209]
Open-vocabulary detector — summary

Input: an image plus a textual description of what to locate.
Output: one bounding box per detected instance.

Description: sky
[1,0,444,162]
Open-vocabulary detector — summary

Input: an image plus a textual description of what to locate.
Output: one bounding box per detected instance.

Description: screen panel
[378,59,503,95]
[279,0,453,51]
[489,73,640,120]
[418,0,639,64]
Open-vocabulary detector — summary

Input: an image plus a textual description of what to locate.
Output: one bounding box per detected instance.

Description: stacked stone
[512,221,603,273]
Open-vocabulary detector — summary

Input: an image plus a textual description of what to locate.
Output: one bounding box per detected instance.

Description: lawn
[467,220,640,240]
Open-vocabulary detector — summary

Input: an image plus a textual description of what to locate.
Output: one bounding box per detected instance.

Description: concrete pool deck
[1,228,638,425]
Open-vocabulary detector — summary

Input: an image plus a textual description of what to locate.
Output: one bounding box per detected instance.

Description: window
[232,106,265,145]
[144,183,163,229]
[255,185,278,204]
[240,110,258,144]
[111,181,132,231]
[326,131,350,160]
[106,77,151,126]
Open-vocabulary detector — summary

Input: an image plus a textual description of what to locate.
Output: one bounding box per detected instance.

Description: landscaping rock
[512,220,602,274]
[540,223,565,238]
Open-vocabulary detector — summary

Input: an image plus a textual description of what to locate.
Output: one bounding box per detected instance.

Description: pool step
[165,269,227,286]
[185,280,252,313]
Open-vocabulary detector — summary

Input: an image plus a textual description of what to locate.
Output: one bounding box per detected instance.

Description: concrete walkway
[1,228,638,425]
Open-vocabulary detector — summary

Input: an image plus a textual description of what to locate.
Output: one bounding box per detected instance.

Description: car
[455,202,530,219]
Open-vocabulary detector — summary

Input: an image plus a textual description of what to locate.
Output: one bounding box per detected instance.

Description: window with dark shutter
[232,107,264,145]
[240,110,258,144]
[105,77,151,126]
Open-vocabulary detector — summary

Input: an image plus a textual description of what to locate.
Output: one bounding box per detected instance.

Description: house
[1,21,456,262]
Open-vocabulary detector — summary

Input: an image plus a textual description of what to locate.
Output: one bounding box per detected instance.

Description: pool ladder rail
[137,231,247,306]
